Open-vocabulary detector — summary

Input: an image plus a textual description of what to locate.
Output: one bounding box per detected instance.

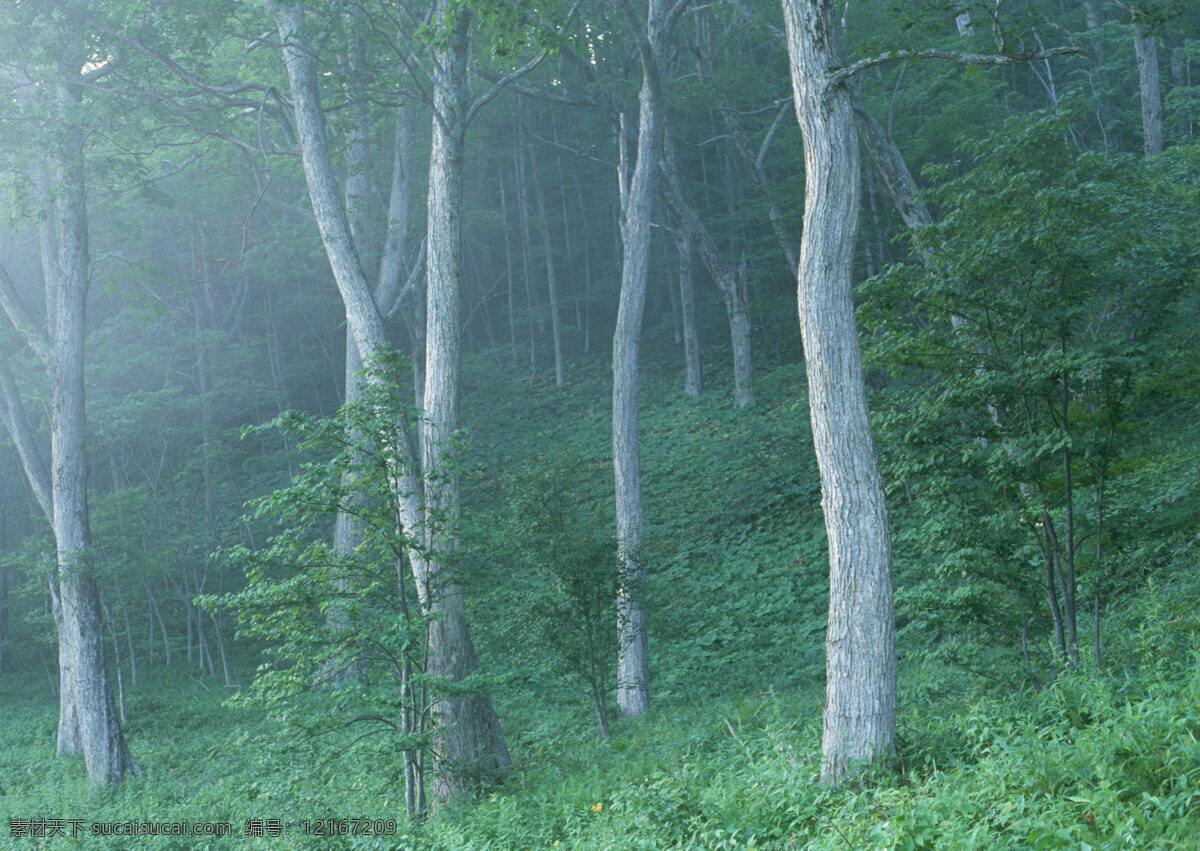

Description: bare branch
[0,363,52,520]
[0,262,50,364]
[463,0,583,129]
[386,237,427,321]
[827,44,1081,88]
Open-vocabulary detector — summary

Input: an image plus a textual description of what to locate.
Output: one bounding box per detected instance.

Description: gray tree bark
[0,55,137,782]
[674,231,702,398]
[781,0,896,784]
[266,0,509,801]
[612,0,686,717]
[421,0,510,800]
[275,0,564,794]
[1132,18,1164,156]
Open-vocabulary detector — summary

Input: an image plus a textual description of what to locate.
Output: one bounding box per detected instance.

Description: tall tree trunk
[0,501,7,674]
[1132,16,1164,156]
[51,109,137,784]
[612,0,681,717]
[0,42,136,782]
[267,0,508,801]
[326,50,374,684]
[781,0,896,785]
[421,1,510,799]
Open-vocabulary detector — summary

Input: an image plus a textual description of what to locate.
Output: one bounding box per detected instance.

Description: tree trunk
[612,0,678,717]
[781,0,896,785]
[421,1,511,799]
[659,129,754,407]
[675,231,702,398]
[50,147,137,783]
[268,0,508,801]
[0,546,7,674]
[1132,19,1164,156]
[0,45,136,782]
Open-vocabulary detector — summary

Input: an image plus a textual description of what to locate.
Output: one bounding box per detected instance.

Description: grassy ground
[3,360,1199,848]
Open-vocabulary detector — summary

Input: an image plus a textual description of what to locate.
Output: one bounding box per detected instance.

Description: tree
[780,0,896,784]
[1131,5,1165,155]
[262,0,566,800]
[0,6,136,783]
[611,0,692,718]
[211,355,435,820]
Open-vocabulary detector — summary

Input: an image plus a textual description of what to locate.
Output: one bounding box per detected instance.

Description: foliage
[201,353,436,818]
[862,109,1199,676]
[493,454,618,737]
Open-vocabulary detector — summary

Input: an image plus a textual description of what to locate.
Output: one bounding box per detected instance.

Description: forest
[0,0,1198,847]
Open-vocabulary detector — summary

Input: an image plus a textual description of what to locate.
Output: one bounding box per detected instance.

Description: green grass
[3,359,1199,849]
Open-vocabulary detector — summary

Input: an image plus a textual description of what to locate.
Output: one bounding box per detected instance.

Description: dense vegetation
[1,0,1198,847]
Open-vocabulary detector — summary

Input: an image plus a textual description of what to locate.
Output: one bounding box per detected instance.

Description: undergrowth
[2,361,1198,849]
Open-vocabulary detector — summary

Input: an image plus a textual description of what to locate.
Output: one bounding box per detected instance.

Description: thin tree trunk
[659,130,753,406]
[612,0,677,717]
[515,124,539,377]
[529,150,565,386]
[123,608,137,687]
[782,0,896,785]
[101,599,128,724]
[674,231,702,397]
[499,176,519,365]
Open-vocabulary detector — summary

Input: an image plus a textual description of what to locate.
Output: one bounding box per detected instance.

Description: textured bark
[268,0,508,800]
[52,100,137,783]
[781,0,896,784]
[1132,20,1163,156]
[326,48,374,684]
[852,99,933,247]
[613,0,680,717]
[0,34,136,782]
[422,1,510,799]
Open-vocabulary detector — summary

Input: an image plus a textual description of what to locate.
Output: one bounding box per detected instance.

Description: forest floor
[2,358,1199,849]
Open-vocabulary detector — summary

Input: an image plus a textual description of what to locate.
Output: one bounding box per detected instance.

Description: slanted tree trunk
[659,129,754,407]
[781,0,896,785]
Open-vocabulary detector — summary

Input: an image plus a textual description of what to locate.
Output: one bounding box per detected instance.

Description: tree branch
[463,0,583,129]
[827,44,1081,88]
[0,263,50,364]
[0,363,52,520]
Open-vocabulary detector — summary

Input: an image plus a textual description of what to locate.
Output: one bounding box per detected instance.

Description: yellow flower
[553,842,560,847]
[590,802,603,812]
